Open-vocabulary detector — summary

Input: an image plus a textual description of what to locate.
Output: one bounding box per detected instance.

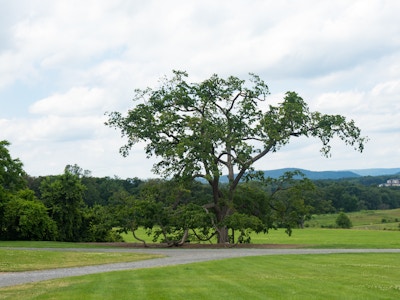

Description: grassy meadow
[1,208,400,299]
[305,208,400,229]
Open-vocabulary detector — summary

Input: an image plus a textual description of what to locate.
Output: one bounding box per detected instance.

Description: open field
[1,253,400,299]
[0,249,162,272]
[305,208,400,228]
[116,208,400,246]
[1,209,400,298]
[2,227,398,250]
[251,228,400,248]
[118,227,400,249]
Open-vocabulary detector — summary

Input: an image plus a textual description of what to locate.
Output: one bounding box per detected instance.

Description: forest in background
[2,141,399,244]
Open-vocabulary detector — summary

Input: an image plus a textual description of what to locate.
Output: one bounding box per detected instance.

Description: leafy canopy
[106,71,367,186]
[106,71,367,243]
[0,140,26,192]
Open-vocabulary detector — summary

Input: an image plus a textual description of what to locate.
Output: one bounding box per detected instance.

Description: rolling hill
[215,167,400,183]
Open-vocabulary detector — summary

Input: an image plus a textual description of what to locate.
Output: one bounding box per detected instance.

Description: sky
[1,0,399,179]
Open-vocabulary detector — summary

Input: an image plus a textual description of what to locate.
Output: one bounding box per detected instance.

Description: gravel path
[1,248,400,288]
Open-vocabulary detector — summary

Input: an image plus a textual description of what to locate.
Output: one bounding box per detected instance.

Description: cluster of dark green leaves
[107,72,367,183]
[0,140,26,192]
[314,179,400,212]
[2,189,58,240]
[0,141,57,241]
[336,212,353,228]
[0,146,121,242]
[109,179,213,246]
[106,71,367,243]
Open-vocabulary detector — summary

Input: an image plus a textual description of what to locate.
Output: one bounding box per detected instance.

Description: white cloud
[2,115,101,143]
[29,87,108,116]
[1,0,400,178]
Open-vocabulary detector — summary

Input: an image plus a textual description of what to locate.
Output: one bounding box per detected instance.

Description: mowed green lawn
[251,228,400,248]
[0,249,162,272]
[1,208,400,299]
[117,208,400,247]
[1,253,400,299]
[120,227,400,248]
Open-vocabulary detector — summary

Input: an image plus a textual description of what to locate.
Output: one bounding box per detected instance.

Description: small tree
[106,71,367,243]
[336,212,352,228]
[40,166,86,241]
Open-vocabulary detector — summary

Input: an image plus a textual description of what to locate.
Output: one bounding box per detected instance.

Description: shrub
[335,212,353,229]
[3,190,58,240]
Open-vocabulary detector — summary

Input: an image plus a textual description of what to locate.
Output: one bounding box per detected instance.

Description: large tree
[0,140,28,238]
[106,71,367,243]
[0,140,26,192]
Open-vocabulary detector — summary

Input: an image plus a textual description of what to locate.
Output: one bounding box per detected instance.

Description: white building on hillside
[379,179,400,187]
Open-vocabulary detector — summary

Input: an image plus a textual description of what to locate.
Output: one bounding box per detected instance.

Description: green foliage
[80,176,142,206]
[109,179,213,246]
[336,212,353,228]
[107,72,365,179]
[313,180,400,212]
[262,171,315,234]
[1,190,58,240]
[106,71,366,243]
[0,141,54,241]
[40,167,87,241]
[39,165,122,242]
[222,213,265,243]
[82,205,123,242]
[0,140,27,192]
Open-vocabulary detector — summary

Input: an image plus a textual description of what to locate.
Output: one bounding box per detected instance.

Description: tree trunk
[217,226,230,244]
[210,177,235,244]
[132,228,148,247]
[177,229,189,246]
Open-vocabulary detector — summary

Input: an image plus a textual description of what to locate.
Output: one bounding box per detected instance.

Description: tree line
[2,140,399,244]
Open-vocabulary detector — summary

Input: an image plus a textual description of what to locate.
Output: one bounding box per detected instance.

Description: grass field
[1,253,400,299]
[116,208,400,245]
[0,249,162,272]
[118,227,400,248]
[1,209,400,299]
[305,208,400,228]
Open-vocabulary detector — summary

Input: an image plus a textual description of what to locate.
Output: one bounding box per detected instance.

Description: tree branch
[231,142,275,190]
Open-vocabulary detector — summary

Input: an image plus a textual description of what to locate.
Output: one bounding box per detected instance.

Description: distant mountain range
[216,167,400,182]
[265,167,400,179]
[349,168,400,177]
